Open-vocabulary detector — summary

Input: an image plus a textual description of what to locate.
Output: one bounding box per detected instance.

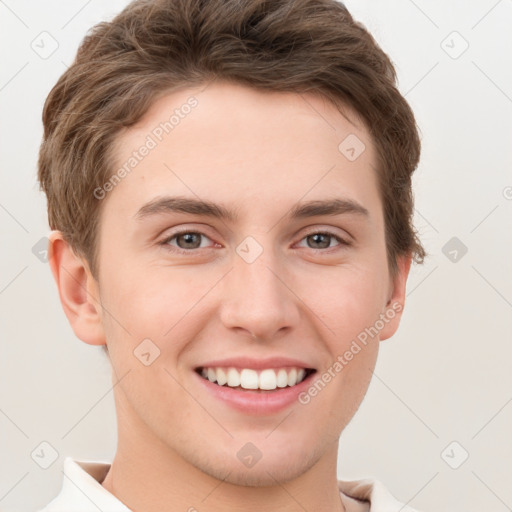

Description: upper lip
[195,356,316,371]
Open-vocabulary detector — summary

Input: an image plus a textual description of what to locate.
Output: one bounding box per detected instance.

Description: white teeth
[207,368,216,382]
[216,367,228,386]
[240,369,259,389]
[287,368,297,386]
[199,366,311,390]
[259,369,277,390]
[276,369,288,388]
[227,367,240,387]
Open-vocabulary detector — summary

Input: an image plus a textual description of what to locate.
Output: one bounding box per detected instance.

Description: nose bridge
[219,239,299,339]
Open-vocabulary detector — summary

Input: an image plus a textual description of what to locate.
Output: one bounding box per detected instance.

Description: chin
[197,448,321,487]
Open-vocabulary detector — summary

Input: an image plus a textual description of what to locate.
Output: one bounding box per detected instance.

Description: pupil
[310,233,329,249]
[179,233,200,248]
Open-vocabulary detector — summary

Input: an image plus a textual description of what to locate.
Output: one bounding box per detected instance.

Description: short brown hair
[38,0,425,281]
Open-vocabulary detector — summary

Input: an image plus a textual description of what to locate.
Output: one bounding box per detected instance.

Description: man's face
[90,81,406,485]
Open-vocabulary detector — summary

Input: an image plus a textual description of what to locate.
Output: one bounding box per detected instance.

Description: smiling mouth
[195,366,317,391]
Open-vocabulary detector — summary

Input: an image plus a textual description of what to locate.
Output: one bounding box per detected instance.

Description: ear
[48,230,106,346]
[379,253,412,342]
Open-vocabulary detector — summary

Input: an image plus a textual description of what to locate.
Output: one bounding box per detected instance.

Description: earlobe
[379,253,412,341]
[48,230,106,346]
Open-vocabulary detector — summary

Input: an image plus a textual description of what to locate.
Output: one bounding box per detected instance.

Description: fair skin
[49,80,411,512]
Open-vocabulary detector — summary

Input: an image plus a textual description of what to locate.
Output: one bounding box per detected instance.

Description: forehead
[105,80,380,223]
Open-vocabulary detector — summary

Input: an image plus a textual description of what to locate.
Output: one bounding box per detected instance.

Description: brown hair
[38,0,425,283]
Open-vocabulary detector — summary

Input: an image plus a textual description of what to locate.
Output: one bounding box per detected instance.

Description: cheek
[305,265,387,342]
[303,273,383,431]
[100,267,214,356]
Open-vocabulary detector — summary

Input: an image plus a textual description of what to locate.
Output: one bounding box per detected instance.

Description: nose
[219,246,300,341]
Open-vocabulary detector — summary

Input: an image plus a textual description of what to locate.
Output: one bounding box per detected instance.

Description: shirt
[36,457,422,512]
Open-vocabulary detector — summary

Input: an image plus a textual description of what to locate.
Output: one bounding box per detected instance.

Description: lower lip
[193,370,316,415]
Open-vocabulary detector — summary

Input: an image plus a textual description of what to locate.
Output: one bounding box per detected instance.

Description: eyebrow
[134,195,369,223]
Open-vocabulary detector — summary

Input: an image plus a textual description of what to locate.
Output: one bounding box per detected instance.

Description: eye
[160,230,216,254]
[159,228,351,255]
[296,230,350,251]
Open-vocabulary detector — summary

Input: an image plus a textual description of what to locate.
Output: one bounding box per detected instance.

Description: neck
[101,388,346,512]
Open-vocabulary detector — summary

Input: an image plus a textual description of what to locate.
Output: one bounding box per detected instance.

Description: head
[39,0,425,487]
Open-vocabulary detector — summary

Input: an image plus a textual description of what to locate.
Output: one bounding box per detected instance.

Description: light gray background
[1,1,511,511]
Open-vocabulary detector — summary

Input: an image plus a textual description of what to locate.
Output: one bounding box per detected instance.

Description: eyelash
[159,229,351,255]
